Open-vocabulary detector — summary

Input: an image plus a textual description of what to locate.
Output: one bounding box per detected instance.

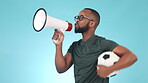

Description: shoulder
[94,35,107,42]
[95,35,116,43]
[95,35,119,51]
[71,39,82,45]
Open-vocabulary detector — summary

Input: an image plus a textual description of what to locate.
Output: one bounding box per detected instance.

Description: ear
[89,21,95,28]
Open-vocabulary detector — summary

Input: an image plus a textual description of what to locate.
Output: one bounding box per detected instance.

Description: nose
[75,20,79,25]
[75,19,80,22]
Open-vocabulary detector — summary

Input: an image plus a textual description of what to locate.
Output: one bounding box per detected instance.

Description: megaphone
[33,8,72,32]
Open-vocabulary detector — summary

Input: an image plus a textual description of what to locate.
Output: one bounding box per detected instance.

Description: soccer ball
[97,51,120,77]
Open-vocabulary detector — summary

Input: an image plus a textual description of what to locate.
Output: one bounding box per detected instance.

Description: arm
[111,45,138,71]
[52,29,73,73]
[97,45,138,78]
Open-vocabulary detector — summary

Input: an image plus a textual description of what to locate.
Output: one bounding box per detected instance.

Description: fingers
[52,29,61,40]
[52,29,64,45]
[52,29,64,40]
[96,65,104,69]
[96,65,109,78]
[96,65,102,73]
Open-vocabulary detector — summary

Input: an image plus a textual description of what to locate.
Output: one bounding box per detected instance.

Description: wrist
[55,43,62,47]
[108,65,118,72]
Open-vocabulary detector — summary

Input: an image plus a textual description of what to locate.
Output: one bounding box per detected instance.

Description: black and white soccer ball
[97,51,120,77]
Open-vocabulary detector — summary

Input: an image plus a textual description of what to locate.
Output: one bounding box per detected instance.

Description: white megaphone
[33,8,72,32]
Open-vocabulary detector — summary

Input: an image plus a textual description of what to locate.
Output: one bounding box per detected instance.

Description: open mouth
[75,23,79,28]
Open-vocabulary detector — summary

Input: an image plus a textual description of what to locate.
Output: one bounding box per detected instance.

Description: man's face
[74,21,89,33]
[74,10,92,33]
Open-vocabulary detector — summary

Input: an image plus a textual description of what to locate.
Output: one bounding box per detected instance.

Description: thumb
[97,65,104,69]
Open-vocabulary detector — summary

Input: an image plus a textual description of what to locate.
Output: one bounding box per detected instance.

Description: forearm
[110,52,137,71]
[55,43,67,73]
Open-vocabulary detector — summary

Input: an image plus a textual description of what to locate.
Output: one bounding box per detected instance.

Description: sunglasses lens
[79,15,84,21]
[74,15,85,21]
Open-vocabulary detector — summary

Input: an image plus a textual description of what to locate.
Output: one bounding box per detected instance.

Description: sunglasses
[74,15,93,21]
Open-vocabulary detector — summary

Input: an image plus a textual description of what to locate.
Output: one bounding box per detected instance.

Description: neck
[82,31,94,42]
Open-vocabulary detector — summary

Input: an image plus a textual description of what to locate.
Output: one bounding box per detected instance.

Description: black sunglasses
[74,15,93,21]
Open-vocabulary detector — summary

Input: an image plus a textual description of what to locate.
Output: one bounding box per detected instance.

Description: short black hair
[84,8,100,27]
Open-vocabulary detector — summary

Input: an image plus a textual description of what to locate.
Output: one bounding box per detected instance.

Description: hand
[96,65,113,78]
[52,29,64,45]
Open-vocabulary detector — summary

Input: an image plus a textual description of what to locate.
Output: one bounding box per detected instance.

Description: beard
[75,23,89,33]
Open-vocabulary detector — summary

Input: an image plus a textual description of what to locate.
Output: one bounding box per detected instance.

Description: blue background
[0,0,148,83]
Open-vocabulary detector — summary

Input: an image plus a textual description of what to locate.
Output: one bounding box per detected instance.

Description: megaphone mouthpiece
[66,22,73,31]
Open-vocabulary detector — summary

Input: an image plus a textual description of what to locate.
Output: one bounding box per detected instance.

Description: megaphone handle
[59,28,65,33]
[52,29,64,43]
[53,39,58,43]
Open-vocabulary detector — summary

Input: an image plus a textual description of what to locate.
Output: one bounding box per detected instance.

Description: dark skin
[52,9,138,78]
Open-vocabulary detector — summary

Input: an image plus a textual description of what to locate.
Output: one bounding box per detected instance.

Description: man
[52,8,138,83]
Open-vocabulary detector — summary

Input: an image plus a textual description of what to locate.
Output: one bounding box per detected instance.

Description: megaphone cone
[33,8,72,32]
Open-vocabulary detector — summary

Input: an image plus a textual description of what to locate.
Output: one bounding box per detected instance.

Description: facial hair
[75,23,89,33]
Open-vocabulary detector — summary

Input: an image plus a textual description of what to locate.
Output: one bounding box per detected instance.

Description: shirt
[67,35,119,83]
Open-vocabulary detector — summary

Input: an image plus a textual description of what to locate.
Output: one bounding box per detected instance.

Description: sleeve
[100,38,119,51]
[67,42,75,54]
